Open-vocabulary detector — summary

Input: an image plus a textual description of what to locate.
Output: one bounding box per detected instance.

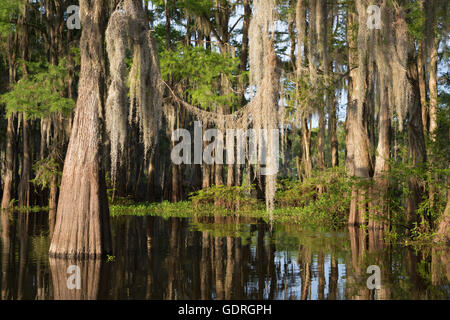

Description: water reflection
[0,211,448,300]
[49,258,109,300]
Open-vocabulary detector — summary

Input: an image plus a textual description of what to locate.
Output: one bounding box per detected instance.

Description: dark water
[0,211,448,300]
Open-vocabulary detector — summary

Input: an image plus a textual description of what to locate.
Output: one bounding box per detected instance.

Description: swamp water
[0,211,448,300]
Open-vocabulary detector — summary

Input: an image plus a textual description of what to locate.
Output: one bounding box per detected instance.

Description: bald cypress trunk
[18,10,32,208]
[1,115,16,209]
[428,10,439,213]
[296,0,312,178]
[417,42,428,134]
[18,117,31,207]
[329,97,339,168]
[346,3,373,226]
[2,32,18,209]
[316,0,327,170]
[435,189,450,244]
[405,56,427,231]
[371,84,391,230]
[49,0,112,258]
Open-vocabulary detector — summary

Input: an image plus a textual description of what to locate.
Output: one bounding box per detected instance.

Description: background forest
[0,0,448,256]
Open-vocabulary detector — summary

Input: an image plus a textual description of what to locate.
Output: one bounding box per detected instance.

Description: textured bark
[1,115,16,209]
[202,165,211,189]
[49,174,58,237]
[301,117,312,178]
[405,56,427,230]
[317,107,326,170]
[428,35,438,137]
[434,190,450,244]
[288,0,296,67]
[49,0,112,258]
[171,163,183,202]
[316,0,327,170]
[146,150,158,202]
[296,0,311,178]
[214,111,225,187]
[18,117,31,207]
[18,8,31,208]
[240,0,251,72]
[428,6,439,212]
[371,83,391,230]
[238,0,251,104]
[346,6,372,226]
[2,32,18,209]
[330,103,339,167]
[227,162,234,187]
[417,43,428,133]
[170,109,184,202]
[296,0,306,69]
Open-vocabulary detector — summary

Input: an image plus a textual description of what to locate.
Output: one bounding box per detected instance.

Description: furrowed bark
[49,0,112,258]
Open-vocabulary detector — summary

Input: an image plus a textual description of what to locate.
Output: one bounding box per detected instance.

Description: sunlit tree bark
[49,0,112,258]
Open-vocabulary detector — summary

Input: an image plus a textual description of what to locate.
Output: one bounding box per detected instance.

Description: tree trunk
[49,0,112,258]
[49,174,58,237]
[301,117,312,178]
[18,8,31,208]
[405,57,427,231]
[428,23,439,212]
[417,43,428,134]
[371,85,391,230]
[428,64,437,136]
[434,189,450,244]
[165,0,172,50]
[18,116,31,207]
[296,0,311,179]
[1,115,16,209]
[318,107,326,170]
[288,0,296,67]
[146,150,158,202]
[316,0,327,170]
[346,6,372,226]
[330,98,339,167]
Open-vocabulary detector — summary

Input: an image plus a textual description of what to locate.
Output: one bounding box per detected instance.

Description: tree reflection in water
[0,211,448,300]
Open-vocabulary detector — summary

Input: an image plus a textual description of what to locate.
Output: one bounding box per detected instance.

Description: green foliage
[31,157,61,189]
[0,0,20,35]
[110,201,197,218]
[275,168,351,228]
[0,59,75,118]
[160,44,239,109]
[190,184,261,211]
[405,0,426,40]
[383,160,449,241]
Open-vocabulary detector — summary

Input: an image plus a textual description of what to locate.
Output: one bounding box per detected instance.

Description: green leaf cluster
[0,59,75,118]
[0,0,20,35]
[160,44,239,110]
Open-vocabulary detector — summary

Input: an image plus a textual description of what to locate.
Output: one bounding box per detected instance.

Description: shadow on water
[0,211,448,300]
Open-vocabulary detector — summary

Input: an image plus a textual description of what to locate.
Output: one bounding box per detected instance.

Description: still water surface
[0,211,448,300]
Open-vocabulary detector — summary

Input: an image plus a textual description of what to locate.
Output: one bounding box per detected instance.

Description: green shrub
[190,185,261,211]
